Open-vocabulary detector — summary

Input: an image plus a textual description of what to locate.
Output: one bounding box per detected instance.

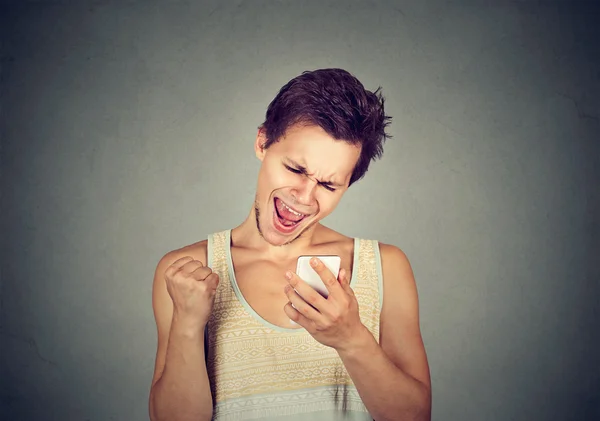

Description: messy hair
[259,68,392,187]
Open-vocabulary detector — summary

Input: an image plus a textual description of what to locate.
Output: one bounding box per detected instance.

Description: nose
[291,177,318,206]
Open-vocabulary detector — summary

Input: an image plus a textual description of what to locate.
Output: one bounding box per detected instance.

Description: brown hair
[259,68,392,186]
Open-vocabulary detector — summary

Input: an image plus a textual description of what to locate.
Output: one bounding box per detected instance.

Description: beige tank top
[206,229,383,420]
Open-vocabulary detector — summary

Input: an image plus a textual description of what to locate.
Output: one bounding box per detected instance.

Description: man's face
[254,124,361,246]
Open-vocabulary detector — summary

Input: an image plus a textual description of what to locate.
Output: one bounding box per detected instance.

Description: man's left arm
[283,243,431,421]
[337,243,431,421]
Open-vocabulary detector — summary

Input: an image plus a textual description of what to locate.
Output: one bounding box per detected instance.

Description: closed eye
[285,165,303,174]
[285,164,337,192]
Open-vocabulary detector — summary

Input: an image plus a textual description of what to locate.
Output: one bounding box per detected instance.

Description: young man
[149,69,431,421]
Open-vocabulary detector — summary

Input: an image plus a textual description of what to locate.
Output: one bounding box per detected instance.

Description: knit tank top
[206,229,383,421]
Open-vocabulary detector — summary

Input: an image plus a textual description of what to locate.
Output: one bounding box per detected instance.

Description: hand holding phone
[295,255,341,298]
[288,255,341,326]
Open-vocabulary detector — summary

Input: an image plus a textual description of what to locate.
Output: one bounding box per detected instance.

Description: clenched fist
[164,256,219,330]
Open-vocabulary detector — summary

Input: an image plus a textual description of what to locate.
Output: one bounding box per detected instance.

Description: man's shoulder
[157,239,209,270]
[377,242,410,265]
[376,241,417,299]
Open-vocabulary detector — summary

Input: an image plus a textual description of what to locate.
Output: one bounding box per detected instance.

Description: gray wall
[2,1,598,420]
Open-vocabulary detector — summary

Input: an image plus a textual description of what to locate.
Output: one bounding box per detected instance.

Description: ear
[255,128,268,161]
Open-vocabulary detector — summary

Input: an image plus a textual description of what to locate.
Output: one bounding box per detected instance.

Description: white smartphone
[295,255,341,298]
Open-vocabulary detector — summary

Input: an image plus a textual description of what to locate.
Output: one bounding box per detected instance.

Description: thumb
[207,272,220,289]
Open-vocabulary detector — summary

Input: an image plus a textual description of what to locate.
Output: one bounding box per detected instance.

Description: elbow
[391,382,431,421]
[412,382,432,421]
[374,385,431,421]
[149,381,214,421]
[148,383,159,421]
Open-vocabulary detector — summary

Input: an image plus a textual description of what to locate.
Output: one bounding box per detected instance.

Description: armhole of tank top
[373,240,384,312]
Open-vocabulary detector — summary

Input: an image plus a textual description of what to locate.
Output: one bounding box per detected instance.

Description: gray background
[1,1,599,420]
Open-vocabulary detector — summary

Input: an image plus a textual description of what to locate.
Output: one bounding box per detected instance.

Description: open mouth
[273,197,308,229]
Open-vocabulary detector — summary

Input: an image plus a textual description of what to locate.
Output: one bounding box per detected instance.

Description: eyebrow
[283,157,345,188]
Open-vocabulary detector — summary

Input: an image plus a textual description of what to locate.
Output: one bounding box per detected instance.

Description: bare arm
[338,329,430,421]
[337,244,431,421]
[149,250,216,421]
[284,244,431,420]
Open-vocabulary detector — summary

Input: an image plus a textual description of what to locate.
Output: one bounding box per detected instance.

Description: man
[149,69,431,421]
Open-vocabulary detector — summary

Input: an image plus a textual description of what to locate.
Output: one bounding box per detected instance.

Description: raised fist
[164,256,219,330]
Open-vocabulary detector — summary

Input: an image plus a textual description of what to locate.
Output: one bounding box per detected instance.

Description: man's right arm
[149,250,214,421]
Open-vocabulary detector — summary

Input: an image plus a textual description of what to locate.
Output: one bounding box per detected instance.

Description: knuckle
[306,293,319,306]
[174,275,188,286]
[330,311,341,323]
[175,274,189,284]
[178,256,193,265]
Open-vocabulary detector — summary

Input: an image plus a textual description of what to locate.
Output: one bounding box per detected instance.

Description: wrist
[170,313,206,339]
[337,324,376,358]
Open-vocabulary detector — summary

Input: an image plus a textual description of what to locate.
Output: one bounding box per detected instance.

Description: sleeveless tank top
[206,229,383,421]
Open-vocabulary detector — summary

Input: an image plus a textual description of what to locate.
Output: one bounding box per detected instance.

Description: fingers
[165,256,211,282]
[173,256,202,271]
[338,268,354,295]
[284,284,324,324]
[283,301,315,330]
[285,271,328,311]
[165,256,191,278]
[309,257,342,296]
[190,264,214,281]
[204,272,220,290]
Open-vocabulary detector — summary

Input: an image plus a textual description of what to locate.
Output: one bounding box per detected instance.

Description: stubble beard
[254,195,317,246]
